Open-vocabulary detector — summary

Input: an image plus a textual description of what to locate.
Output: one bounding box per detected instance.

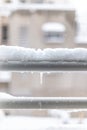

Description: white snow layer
[0,72,11,82]
[0,46,87,62]
[0,92,14,99]
[42,22,65,32]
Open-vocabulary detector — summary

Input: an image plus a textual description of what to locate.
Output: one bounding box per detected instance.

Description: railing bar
[1,97,87,109]
[0,61,87,71]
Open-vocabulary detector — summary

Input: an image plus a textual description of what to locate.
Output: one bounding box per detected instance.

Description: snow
[0,92,14,99]
[1,116,87,130]
[48,110,70,124]
[1,46,87,62]
[42,22,65,32]
[75,19,87,43]
[0,3,75,11]
[0,72,11,82]
[0,3,75,16]
[0,109,5,118]
[71,0,87,43]
[0,116,60,130]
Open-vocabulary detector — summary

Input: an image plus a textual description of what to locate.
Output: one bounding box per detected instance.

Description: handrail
[0,61,87,71]
[0,97,87,109]
[0,46,87,71]
[0,46,87,109]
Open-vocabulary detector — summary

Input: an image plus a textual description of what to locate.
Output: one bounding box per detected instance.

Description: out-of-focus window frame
[19,26,29,47]
[2,25,8,45]
[43,31,65,44]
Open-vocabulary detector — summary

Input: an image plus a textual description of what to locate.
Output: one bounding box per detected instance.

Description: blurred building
[0,0,87,116]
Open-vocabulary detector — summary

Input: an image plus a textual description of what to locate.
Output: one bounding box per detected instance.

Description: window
[44,32,64,43]
[2,25,8,45]
[42,22,65,43]
[19,26,29,47]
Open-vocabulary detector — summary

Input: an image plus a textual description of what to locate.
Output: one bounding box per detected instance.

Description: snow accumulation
[42,22,65,32]
[0,72,11,82]
[0,46,87,62]
[48,110,70,124]
[0,3,75,11]
[0,92,14,99]
[1,116,87,130]
[0,116,60,130]
[0,3,75,16]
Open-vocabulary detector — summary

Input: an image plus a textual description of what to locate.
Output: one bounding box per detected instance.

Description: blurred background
[0,0,87,129]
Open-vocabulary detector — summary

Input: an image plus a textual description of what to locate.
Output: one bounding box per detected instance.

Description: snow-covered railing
[0,46,87,71]
[1,94,87,109]
[1,46,87,109]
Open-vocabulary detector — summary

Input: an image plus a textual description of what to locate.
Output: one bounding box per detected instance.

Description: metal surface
[0,61,87,71]
[0,97,87,109]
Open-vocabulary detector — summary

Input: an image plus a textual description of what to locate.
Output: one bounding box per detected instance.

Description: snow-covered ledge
[0,46,87,71]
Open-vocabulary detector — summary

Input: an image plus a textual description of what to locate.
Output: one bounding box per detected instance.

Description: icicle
[40,72,44,85]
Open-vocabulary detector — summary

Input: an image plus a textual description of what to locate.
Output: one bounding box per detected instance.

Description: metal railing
[0,61,87,71]
[0,97,87,109]
[1,47,87,109]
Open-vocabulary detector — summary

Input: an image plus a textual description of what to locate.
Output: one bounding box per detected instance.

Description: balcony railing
[0,97,87,109]
[0,46,87,109]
